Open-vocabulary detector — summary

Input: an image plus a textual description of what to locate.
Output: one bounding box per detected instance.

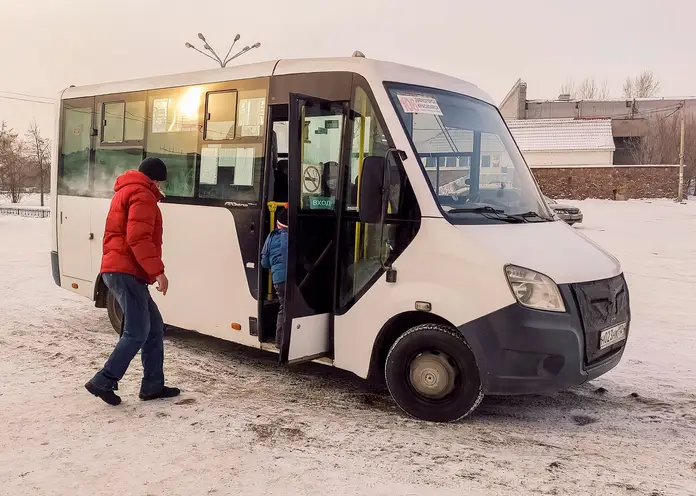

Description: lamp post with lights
[185,33,261,67]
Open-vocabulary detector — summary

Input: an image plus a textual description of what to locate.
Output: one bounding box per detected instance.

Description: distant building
[507,118,614,168]
[500,79,695,199]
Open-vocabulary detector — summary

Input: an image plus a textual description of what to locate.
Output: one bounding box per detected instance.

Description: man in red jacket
[85,157,180,406]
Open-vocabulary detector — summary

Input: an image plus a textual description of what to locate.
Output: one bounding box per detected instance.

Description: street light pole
[185,33,261,68]
[222,34,241,67]
[677,103,686,202]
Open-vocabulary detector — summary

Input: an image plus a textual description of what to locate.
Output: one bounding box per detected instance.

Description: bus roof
[60,56,494,106]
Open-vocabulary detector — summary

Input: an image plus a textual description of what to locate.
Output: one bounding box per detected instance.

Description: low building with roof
[499,79,695,199]
[507,118,614,168]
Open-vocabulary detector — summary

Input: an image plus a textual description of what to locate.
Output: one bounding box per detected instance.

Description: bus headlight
[504,265,565,313]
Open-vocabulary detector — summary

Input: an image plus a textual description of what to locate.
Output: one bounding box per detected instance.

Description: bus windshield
[387,84,552,224]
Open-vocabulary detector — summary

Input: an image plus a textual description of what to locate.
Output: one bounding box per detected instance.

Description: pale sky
[1,0,694,140]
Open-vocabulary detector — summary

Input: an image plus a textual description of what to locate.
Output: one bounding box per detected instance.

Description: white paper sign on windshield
[397,94,443,115]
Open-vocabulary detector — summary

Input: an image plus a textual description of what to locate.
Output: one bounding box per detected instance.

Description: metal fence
[0,206,51,218]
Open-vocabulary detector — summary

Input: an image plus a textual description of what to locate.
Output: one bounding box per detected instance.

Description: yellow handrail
[354,98,367,263]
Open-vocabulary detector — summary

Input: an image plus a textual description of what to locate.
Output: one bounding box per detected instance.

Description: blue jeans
[90,273,165,395]
[274,282,285,348]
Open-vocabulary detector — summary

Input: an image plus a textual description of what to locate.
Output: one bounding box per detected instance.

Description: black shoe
[85,381,122,406]
[139,386,181,401]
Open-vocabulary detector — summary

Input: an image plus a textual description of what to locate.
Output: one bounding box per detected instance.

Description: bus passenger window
[205,91,237,141]
[93,96,146,197]
[102,102,125,144]
[59,101,92,195]
[198,143,264,202]
[124,101,146,141]
[145,86,202,198]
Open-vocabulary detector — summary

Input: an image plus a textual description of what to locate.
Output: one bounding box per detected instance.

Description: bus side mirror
[359,156,386,224]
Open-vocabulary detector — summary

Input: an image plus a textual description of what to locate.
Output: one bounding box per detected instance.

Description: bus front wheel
[385,323,483,422]
[106,290,123,336]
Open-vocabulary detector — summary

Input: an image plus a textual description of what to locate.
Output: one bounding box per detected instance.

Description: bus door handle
[88,233,94,240]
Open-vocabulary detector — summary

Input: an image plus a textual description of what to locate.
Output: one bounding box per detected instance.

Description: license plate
[599,322,627,350]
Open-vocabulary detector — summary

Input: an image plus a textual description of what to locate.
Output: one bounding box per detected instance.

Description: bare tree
[25,120,51,207]
[559,77,611,99]
[629,112,695,168]
[0,122,30,203]
[559,79,575,98]
[623,70,660,98]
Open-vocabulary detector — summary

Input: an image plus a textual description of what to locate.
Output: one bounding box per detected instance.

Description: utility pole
[677,102,686,202]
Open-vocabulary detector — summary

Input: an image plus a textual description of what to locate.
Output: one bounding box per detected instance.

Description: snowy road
[1,200,695,496]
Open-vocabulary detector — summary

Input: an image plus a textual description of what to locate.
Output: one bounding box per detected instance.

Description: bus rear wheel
[106,290,123,336]
[385,323,483,422]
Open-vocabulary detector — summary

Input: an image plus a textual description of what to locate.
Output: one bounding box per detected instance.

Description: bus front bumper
[457,283,629,395]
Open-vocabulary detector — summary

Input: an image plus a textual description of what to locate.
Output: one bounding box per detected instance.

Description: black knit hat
[138,157,167,181]
[276,208,288,228]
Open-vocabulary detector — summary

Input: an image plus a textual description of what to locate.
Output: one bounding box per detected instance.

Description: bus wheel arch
[368,311,452,382]
[385,323,484,422]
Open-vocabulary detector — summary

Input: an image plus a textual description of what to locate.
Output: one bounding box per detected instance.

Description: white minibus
[51,54,630,421]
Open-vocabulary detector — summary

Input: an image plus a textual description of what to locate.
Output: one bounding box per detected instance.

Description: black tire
[385,323,483,422]
[106,290,123,336]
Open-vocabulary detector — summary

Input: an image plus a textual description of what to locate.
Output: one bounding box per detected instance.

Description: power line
[656,105,683,122]
[0,90,53,101]
[578,102,685,121]
[0,94,54,105]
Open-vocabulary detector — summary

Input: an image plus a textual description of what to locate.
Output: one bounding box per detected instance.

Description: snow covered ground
[1,200,695,496]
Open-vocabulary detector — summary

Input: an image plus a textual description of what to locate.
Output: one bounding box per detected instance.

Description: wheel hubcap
[409,351,458,399]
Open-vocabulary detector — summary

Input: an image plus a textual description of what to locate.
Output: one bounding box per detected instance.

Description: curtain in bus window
[237,89,266,138]
[198,143,263,201]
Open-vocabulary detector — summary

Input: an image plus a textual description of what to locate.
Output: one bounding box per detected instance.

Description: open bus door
[279,94,347,364]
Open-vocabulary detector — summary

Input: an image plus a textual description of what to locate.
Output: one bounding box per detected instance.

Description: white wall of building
[523,149,614,167]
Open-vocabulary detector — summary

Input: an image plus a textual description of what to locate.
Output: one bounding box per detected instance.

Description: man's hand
[155,273,169,296]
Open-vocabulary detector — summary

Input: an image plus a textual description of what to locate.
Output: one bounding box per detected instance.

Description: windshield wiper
[509,211,552,222]
[446,206,503,214]
[445,206,525,223]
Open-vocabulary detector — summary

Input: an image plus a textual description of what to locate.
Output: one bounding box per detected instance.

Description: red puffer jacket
[100,170,164,284]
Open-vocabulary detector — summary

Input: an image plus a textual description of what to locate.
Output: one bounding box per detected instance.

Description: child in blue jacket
[261,207,288,349]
